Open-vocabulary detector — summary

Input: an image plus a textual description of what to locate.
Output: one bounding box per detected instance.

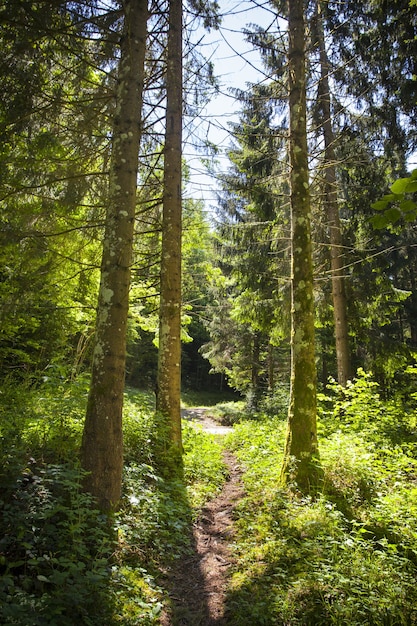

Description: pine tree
[315,0,351,385]
[156,0,183,462]
[81,0,148,511]
[280,0,320,491]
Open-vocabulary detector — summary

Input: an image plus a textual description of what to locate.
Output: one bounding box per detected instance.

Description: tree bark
[156,0,183,459]
[80,0,148,512]
[280,0,320,492]
[317,0,351,386]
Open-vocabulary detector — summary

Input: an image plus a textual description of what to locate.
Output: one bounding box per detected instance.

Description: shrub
[0,463,114,625]
[225,408,417,625]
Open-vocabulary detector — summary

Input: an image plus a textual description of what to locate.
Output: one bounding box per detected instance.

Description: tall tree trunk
[80,0,148,512]
[317,1,351,386]
[156,0,183,460]
[280,0,320,492]
[268,341,275,392]
[249,331,261,411]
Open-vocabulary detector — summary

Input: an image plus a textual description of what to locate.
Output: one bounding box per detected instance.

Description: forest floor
[160,409,243,626]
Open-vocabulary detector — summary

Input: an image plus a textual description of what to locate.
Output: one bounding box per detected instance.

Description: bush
[0,463,114,625]
[225,406,417,625]
[209,401,247,425]
[318,369,417,448]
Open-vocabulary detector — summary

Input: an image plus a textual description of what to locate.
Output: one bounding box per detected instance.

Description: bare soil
[159,410,244,626]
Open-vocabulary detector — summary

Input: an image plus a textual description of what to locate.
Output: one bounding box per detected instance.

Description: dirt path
[160,410,244,625]
[181,407,234,436]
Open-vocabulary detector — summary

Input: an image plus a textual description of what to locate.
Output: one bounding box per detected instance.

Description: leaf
[399,199,416,213]
[371,214,389,229]
[390,178,411,194]
[37,575,50,583]
[405,181,417,192]
[371,200,390,211]
[371,195,397,211]
[384,207,401,223]
[405,211,417,222]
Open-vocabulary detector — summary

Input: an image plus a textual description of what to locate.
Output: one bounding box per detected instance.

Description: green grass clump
[209,400,248,425]
[183,420,228,508]
[181,389,240,408]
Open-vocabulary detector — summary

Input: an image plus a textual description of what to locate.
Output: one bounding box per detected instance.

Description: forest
[1,0,417,624]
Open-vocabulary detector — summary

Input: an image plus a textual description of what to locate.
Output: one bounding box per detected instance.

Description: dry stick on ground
[161,412,244,626]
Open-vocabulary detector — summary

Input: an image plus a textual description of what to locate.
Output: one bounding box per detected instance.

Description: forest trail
[160,409,244,625]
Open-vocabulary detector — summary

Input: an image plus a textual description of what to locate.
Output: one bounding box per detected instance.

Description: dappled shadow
[160,451,244,626]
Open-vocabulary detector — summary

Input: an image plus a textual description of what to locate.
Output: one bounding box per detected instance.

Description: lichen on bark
[80,0,148,512]
[280,0,320,493]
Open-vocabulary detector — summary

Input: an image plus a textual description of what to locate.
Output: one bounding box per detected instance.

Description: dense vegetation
[1,0,417,623]
[0,378,227,624]
[2,373,417,623]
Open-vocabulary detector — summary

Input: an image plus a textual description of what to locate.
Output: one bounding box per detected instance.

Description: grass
[222,375,417,625]
[181,388,241,408]
[2,374,417,624]
[0,380,228,625]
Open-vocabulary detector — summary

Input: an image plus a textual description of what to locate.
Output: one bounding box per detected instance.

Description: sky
[184,1,277,212]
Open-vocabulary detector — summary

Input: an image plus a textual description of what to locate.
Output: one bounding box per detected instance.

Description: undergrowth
[0,379,227,625]
[3,370,417,624]
[224,370,417,625]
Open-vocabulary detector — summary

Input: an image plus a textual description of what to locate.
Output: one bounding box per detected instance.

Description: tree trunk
[317,0,351,386]
[268,341,275,392]
[156,0,183,460]
[280,0,320,492]
[80,0,148,512]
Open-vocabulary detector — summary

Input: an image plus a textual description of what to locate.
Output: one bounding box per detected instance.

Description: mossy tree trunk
[280,0,320,492]
[317,0,351,386]
[156,0,183,462]
[80,0,148,512]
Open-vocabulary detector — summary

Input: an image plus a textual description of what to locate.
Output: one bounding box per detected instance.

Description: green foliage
[318,369,417,447]
[0,380,229,624]
[0,462,114,625]
[371,169,417,229]
[257,384,290,418]
[0,375,88,464]
[182,421,228,508]
[224,372,417,625]
[209,400,248,425]
[181,389,240,408]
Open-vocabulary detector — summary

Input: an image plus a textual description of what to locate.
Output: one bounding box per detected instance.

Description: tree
[81,0,148,512]
[280,0,320,491]
[156,0,183,461]
[203,80,291,404]
[315,0,351,385]
[0,1,108,378]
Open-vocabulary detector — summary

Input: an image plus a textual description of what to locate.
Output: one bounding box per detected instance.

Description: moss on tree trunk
[80,0,148,512]
[280,0,320,493]
[156,0,183,468]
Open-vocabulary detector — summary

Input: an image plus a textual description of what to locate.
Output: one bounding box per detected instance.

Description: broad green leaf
[390,178,411,194]
[371,200,388,211]
[371,214,389,229]
[405,181,417,192]
[371,194,396,210]
[384,207,402,223]
[399,199,416,213]
[371,200,389,211]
